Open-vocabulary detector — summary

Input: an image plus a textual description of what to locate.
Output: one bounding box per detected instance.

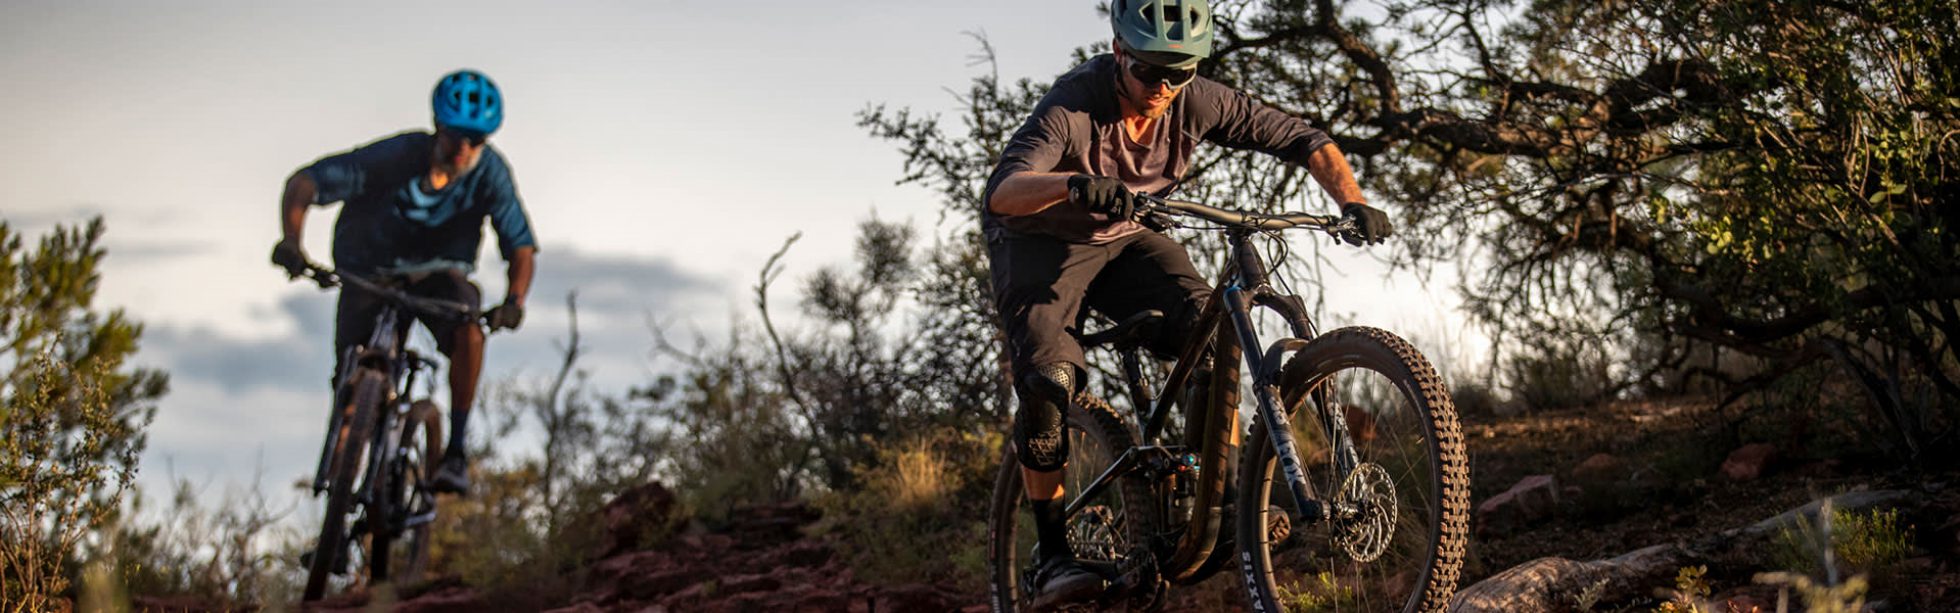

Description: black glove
[1067,174,1138,221]
[270,240,308,276]
[1338,202,1393,246]
[484,302,524,331]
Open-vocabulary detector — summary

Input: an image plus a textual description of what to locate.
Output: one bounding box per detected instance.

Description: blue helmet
[431,69,503,136]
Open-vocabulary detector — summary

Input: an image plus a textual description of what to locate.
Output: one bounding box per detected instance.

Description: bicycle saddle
[1075,310,1165,350]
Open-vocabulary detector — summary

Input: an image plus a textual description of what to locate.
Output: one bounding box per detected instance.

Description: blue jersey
[303,131,538,275]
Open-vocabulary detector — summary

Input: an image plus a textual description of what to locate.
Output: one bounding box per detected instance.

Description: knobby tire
[1236,327,1470,613]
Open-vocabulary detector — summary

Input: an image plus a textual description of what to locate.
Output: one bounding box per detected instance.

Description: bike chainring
[1333,463,1396,562]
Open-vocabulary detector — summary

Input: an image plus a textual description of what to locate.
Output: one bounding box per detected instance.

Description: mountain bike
[294,264,470,602]
[986,197,1471,612]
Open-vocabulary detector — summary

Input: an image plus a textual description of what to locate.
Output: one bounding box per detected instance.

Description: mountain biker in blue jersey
[271,69,538,495]
[983,1,1391,606]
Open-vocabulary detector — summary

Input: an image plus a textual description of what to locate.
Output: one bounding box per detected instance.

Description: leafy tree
[0,217,165,608]
[857,36,1056,421]
[865,1,1960,455]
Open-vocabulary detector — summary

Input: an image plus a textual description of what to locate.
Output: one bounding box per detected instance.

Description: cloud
[136,247,722,504]
[514,246,717,317]
[2,206,103,232]
[109,240,217,262]
[143,293,337,394]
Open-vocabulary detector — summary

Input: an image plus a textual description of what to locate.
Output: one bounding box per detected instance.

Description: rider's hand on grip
[1338,202,1393,246]
[1068,174,1139,222]
[484,302,524,332]
[271,240,309,277]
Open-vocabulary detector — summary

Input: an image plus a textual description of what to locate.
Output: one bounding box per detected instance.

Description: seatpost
[1120,349,1154,433]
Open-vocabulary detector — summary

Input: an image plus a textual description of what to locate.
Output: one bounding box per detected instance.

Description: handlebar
[295,264,482,326]
[1137,195,1356,235]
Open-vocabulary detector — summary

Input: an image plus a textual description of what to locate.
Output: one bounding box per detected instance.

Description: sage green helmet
[1111,0,1214,69]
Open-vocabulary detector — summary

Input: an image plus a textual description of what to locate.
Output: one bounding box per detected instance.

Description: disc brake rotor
[1334,463,1396,562]
[1069,504,1124,561]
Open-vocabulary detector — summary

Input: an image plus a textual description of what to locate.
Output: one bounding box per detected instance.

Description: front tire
[369,400,442,585]
[1237,327,1470,612]
[304,369,386,602]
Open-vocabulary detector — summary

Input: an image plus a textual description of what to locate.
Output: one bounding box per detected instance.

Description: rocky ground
[1458,399,1960,612]
[128,398,1958,612]
[291,482,982,613]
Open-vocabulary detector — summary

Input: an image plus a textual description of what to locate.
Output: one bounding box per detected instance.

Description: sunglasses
[1125,57,1198,90]
[438,128,487,147]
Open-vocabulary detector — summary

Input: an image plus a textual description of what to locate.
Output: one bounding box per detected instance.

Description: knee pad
[1014,363,1076,472]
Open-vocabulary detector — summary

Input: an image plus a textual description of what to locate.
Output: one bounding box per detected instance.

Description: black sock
[1031,498,1074,561]
[446,413,469,459]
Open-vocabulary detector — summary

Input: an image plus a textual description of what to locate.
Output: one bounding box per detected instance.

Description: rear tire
[987,394,1158,612]
[1236,327,1470,612]
[304,369,386,602]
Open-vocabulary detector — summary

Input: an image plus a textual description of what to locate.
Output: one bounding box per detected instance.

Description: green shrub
[1769,507,1914,579]
[81,477,303,610]
[1274,572,1360,612]
[1653,565,1712,613]
[0,217,163,610]
[816,429,998,589]
[1753,571,1868,613]
[1502,334,1616,412]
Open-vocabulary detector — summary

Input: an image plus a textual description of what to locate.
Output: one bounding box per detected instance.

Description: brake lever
[1140,210,1180,232]
[300,265,338,289]
[1325,218,1360,240]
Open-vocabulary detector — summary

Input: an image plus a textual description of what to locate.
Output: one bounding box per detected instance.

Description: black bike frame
[306,272,458,546]
[310,302,418,494]
[1060,213,1360,583]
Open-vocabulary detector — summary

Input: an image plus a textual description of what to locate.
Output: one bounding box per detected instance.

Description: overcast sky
[2,0,1473,506]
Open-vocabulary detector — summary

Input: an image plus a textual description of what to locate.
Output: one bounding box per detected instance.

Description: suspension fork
[313,305,406,496]
[1253,287,1360,486]
[314,345,360,494]
[1229,284,1335,525]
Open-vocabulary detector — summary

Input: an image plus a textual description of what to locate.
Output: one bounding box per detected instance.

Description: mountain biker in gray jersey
[983,0,1390,606]
[271,69,539,496]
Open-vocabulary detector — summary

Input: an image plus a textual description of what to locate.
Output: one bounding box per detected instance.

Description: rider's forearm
[987,172,1075,217]
[281,171,316,244]
[1303,145,1367,206]
[503,247,536,307]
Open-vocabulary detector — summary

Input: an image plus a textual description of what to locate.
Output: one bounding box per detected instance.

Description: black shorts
[987,229,1211,378]
[333,269,481,382]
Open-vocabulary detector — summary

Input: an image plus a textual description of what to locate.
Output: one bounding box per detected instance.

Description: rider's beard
[436,148,483,176]
[1116,71,1177,121]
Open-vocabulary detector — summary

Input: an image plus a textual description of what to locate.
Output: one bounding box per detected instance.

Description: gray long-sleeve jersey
[983,54,1336,244]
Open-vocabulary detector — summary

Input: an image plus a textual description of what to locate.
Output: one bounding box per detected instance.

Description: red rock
[1570,452,1627,484]
[1720,443,1778,481]
[762,540,835,569]
[720,573,785,595]
[873,584,956,611]
[622,568,711,600]
[392,586,486,613]
[1476,475,1560,536]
